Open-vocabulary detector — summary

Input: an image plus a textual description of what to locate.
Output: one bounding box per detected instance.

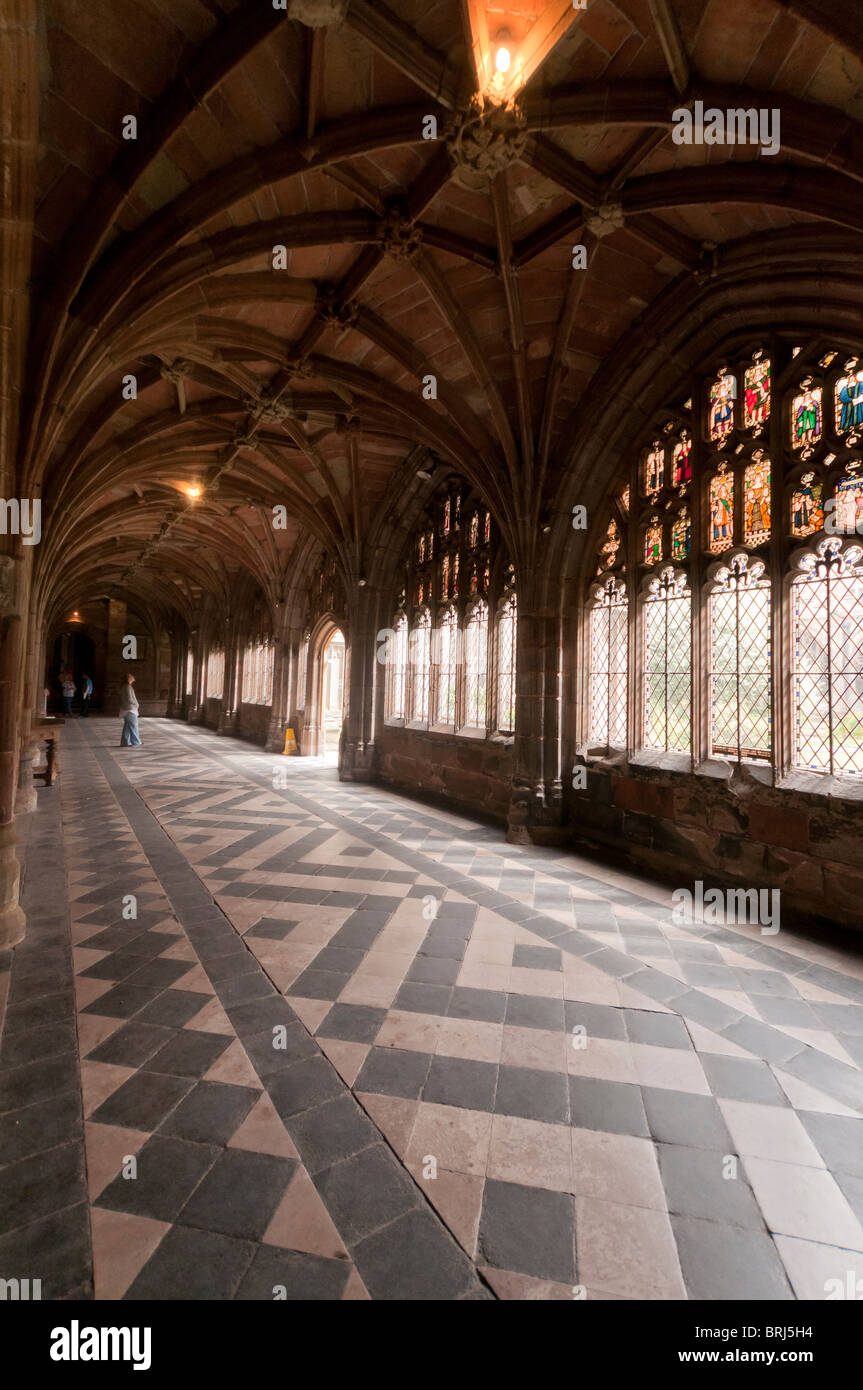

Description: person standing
[61,671,76,715]
[81,673,93,717]
[119,673,142,747]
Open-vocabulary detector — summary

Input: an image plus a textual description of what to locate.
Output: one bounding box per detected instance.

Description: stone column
[265,618,292,752]
[340,584,379,781]
[506,566,566,846]
[0,557,26,947]
[103,598,127,715]
[218,621,240,735]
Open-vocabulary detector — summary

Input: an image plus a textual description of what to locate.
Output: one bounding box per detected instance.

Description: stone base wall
[237,701,271,745]
[376,728,513,822]
[569,762,863,929]
[204,698,221,731]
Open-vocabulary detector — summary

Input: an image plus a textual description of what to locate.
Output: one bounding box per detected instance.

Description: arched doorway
[321,629,345,754]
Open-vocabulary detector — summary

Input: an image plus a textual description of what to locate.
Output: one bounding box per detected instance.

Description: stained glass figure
[440,554,450,600]
[709,374,736,441]
[743,457,771,546]
[791,475,823,537]
[644,443,664,496]
[483,511,491,543]
[792,385,822,450]
[620,486,630,512]
[836,369,863,436]
[442,498,451,535]
[833,475,863,534]
[709,468,734,551]
[599,519,620,571]
[672,437,692,487]
[671,508,691,559]
[743,359,771,430]
[452,553,460,597]
[469,512,479,548]
[418,534,426,563]
[644,522,663,565]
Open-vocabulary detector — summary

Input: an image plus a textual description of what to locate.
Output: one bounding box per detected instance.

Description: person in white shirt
[118,672,142,746]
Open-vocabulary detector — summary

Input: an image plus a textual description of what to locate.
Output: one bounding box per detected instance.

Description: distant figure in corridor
[119,672,142,747]
[61,670,76,715]
[80,672,93,717]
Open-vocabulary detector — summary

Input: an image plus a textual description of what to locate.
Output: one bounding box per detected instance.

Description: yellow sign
[283,728,298,755]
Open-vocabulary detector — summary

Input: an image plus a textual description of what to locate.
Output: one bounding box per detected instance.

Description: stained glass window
[296,632,309,709]
[644,522,663,565]
[708,555,772,762]
[463,600,488,728]
[835,367,863,438]
[791,475,823,537]
[386,614,408,719]
[743,456,771,546]
[207,648,225,699]
[644,443,664,496]
[441,554,450,599]
[483,511,491,543]
[644,568,691,753]
[409,609,431,722]
[185,650,193,696]
[672,437,692,487]
[435,605,459,726]
[589,578,628,745]
[469,512,479,548]
[792,540,863,776]
[620,486,630,512]
[743,358,771,431]
[709,373,736,441]
[598,519,620,572]
[792,385,822,449]
[708,468,734,552]
[831,475,863,534]
[496,593,517,734]
[671,509,691,559]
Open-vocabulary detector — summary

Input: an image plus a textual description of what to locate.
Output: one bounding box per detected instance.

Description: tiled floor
[1,718,862,1301]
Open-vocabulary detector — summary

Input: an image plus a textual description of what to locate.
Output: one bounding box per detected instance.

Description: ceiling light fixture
[493,28,513,76]
[185,485,202,499]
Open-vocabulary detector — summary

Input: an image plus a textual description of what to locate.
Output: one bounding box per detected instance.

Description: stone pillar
[0,558,26,947]
[340,585,379,781]
[265,621,292,752]
[188,631,206,723]
[103,598,127,715]
[218,622,240,735]
[506,569,566,846]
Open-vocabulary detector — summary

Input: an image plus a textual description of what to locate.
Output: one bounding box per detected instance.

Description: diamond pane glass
[435,605,458,726]
[589,584,627,745]
[464,600,488,728]
[410,610,431,722]
[709,573,772,761]
[497,594,517,733]
[793,565,863,775]
[386,614,408,719]
[644,578,691,752]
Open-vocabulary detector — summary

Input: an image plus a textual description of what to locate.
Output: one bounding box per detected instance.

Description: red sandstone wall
[376,728,513,822]
[569,765,863,929]
[237,702,270,745]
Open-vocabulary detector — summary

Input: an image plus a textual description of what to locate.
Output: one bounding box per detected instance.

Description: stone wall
[237,701,271,745]
[569,762,863,929]
[376,728,513,822]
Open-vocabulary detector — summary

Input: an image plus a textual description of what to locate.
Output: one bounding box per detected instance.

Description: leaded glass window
[743,455,771,546]
[409,609,431,722]
[497,593,517,734]
[207,648,225,699]
[708,467,734,552]
[463,600,488,728]
[792,540,863,776]
[708,554,772,762]
[296,632,309,709]
[589,578,628,746]
[743,357,771,431]
[435,605,459,726]
[643,567,691,753]
[386,613,408,719]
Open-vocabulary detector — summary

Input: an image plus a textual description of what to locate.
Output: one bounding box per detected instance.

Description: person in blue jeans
[61,672,75,715]
[119,673,142,746]
[81,673,93,717]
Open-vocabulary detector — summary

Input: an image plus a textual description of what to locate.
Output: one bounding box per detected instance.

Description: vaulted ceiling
[13,0,863,630]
